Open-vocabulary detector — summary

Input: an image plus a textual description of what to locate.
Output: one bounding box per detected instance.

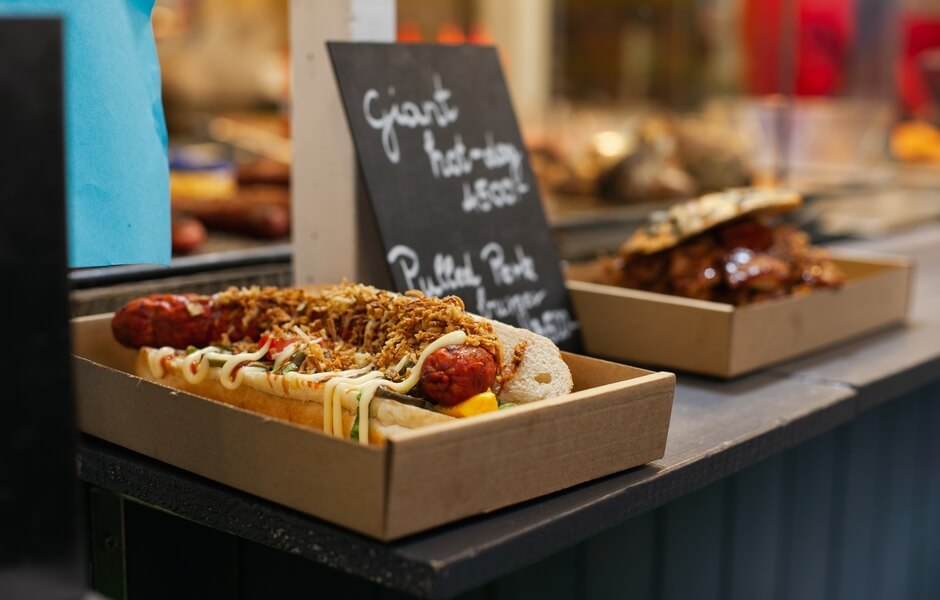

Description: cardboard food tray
[71,314,675,541]
[566,252,913,378]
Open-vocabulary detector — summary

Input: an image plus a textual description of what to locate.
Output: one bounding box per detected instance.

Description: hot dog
[112,283,573,445]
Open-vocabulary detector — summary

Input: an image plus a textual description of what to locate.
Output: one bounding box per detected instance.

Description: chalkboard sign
[328,42,580,351]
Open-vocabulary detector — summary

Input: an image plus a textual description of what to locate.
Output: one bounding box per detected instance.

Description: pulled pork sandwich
[600,188,845,305]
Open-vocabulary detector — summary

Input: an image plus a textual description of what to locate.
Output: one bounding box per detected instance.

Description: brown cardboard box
[566,253,913,378]
[71,314,675,541]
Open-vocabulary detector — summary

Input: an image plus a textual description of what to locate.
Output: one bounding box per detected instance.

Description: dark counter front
[76,224,940,599]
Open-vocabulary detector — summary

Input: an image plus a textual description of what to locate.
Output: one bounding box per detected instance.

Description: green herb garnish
[349,414,360,440]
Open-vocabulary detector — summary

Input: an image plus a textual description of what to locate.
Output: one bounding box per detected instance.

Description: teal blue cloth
[1,0,170,267]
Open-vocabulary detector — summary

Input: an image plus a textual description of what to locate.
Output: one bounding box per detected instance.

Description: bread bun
[134,314,573,444]
[135,351,454,444]
[490,320,574,404]
[623,187,802,256]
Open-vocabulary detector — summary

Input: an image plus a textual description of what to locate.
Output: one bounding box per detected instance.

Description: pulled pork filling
[602,217,844,306]
[208,283,504,385]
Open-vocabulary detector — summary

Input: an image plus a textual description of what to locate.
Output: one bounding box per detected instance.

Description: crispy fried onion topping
[214,283,504,383]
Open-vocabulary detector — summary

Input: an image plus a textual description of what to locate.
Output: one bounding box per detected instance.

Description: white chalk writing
[360,74,529,213]
[480,243,538,286]
[387,244,482,297]
[475,288,578,343]
[424,129,530,213]
[363,73,459,164]
[386,242,576,344]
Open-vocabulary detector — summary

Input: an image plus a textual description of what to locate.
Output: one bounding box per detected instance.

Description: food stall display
[44,1,940,598]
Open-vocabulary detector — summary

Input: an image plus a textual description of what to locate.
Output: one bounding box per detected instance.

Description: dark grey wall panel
[775,434,836,600]
[489,545,580,600]
[239,537,379,599]
[659,482,725,600]
[724,454,784,600]
[829,408,882,600]
[448,589,487,600]
[870,398,920,599]
[911,384,940,600]
[124,499,238,600]
[582,510,656,600]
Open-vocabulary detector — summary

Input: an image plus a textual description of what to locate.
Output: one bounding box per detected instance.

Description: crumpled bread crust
[489,320,574,404]
[622,188,802,256]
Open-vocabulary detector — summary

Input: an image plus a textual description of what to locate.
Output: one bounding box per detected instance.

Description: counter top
[76,224,940,599]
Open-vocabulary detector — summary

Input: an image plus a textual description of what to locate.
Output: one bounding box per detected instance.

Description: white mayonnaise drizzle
[147,330,470,445]
[148,347,177,379]
[217,340,272,390]
[182,346,220,384]
[323,371,385,440]
[271,343,299,372]
[329,329,467,445]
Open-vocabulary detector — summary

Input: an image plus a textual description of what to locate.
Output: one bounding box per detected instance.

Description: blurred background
[148,0,940,261]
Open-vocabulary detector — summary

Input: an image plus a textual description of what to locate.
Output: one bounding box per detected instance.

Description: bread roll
[134,313,573,445]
